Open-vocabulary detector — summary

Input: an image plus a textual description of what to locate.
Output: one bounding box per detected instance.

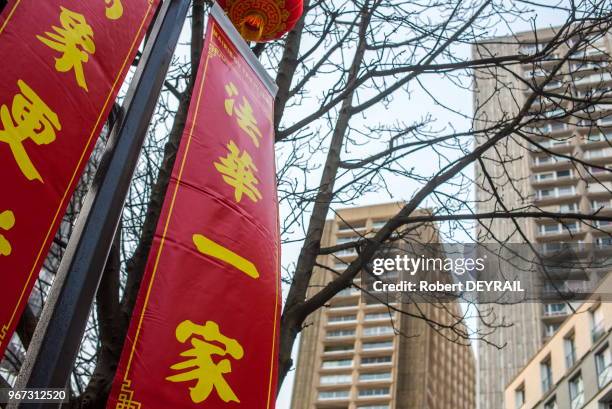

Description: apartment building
[473,28,612,409]
[290,202,476,409]
[505,274,612,409]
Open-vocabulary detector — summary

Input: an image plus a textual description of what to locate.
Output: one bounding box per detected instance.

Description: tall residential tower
[290,203,476,409]
[473,28,612,409]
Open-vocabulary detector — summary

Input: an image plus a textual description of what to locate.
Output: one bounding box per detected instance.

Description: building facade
[473,29,612,409]
[505,275,612,409]
[290,203,476,409]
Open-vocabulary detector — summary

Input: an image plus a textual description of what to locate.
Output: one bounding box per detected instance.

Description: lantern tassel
[240,12,265,42]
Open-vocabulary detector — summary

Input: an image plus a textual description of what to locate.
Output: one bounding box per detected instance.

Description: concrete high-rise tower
[289,203,476,409]
[473,28,612,409]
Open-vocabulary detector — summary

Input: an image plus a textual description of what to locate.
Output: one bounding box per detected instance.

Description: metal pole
[9,0,191,407]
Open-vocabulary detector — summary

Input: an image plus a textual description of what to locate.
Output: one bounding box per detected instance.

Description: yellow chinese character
[37,7,95,91]
[214,141,262,203]
[166,320,244,404]
[105,0,123,20]
[192,234,260,279]
[224,82,263,147]
[0,210,15,256]
[0,80,61,182]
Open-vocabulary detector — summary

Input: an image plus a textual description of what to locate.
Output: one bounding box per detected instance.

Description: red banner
[0,1,159,354]
[107,10,280,409]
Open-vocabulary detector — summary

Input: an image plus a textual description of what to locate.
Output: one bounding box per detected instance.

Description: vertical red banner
[0,0,159,354]
[107,9,280,409]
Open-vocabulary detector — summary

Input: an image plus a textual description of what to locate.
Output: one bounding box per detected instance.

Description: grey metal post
[9,0,191,407]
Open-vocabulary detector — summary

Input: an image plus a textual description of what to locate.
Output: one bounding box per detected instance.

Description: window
[324,344,354,354]
[569,374,584,409]
[540,223,580,235]
[358,406,390,409]
[597,237,612,248]
[515,384,525,409]
[545,323,561,337]
[541,358,553,392]
[537,186,576,199]
[337,236,358,244]
[520,43,545,55]
[544,397,558,409]
[363,326,394,336]
[541,224,560,235]
[318,390,350,400]
[361,356,392,365]
[560,203,578,212]
[587,148,612,159]
[592,305,605,341]
[564,222,579,233]
[322,359,353,368]
[557,169,572,178]
[536,172,555,181]
[589,166,609,174]
[600,115,612,126]
[535,156,554,166]
[328,314,357,323]
[320,374,352,385]
[371,220,387,229]
[596,345,611,388]
[565,334,577,368]
[362,341,393,350]
[359,372,392,382]
[358,388,390,397]
[592,200,612,210]
[338,221,365,232]
[364,312,393,321]
[327,329,356,338]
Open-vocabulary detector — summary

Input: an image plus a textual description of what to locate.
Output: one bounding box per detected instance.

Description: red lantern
[217,0,304,42]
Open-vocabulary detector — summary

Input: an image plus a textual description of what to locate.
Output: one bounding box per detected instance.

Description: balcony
[543,303,569,317]
[328,303,359,312]
[535,186,577,204]
[585,131,612,145]
[357,388,391,400]
[587,181,612,195]
[363,325,395,334]
[326,329,356,340]
[317,390,350,402]
[327,314,358,326]
[532,155,571,170]
[321,359,353,370]
[538,222,581,239]
[584,147,612,162]
[337,221,366,233]
[533,169,575,186]
[574,71,612,87]
[530,122,570,135]
[336,248,358,258]
[533,138,574,153]
[335,288,360,298]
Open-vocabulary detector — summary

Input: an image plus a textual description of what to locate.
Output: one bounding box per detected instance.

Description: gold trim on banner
[115,380,141,409]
